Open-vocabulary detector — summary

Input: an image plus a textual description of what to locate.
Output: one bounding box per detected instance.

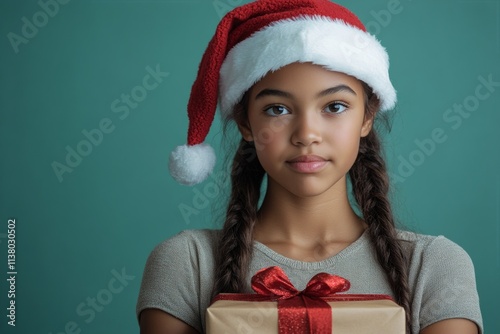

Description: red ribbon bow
[251,266,351,334]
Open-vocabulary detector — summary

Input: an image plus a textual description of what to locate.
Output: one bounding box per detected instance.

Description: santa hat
[169,0,396,185]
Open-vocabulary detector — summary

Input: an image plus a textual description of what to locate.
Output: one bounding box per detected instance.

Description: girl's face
[238,62,374,198]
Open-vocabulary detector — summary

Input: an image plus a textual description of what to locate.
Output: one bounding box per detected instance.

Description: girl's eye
[264,105,290,116]
[324,102,348,114]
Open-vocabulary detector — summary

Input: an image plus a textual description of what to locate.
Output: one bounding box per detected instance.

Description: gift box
[206,267,405,334]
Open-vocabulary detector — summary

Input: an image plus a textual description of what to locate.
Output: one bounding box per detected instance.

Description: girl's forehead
[250,62,364,96]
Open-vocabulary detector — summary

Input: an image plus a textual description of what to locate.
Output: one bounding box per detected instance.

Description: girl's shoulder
[396,230,482,332]
[150,228,221,258]
[396,229,479,306]
[161,228,220,245]
[396,229,476,269]
[137,229,222,331]
[396,229,471,259]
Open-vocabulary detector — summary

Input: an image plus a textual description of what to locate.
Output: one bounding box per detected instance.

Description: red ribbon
[211,266,394,334]
[251,266,350,334]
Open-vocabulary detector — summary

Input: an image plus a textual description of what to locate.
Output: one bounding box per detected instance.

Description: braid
[213,138,265,296]
[349,92,412,332]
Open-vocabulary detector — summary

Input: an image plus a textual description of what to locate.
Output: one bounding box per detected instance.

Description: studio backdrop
[1,0,499,333]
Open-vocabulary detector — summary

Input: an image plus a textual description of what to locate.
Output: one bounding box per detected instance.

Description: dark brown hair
[350,86,412,332]
[213,85,412,332]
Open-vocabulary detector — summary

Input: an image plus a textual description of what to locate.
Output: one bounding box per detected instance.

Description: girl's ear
[360,112,376,137]
[237,119,254,142]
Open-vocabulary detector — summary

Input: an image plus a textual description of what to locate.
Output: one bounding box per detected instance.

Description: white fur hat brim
[219,16,396,117]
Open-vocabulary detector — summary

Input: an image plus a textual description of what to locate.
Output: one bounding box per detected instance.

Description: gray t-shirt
[136,229,483,334]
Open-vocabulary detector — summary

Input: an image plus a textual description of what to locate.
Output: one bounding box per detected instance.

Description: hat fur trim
[219,16,396,117]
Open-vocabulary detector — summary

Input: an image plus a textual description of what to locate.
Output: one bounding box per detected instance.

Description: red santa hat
[169,0,397,185]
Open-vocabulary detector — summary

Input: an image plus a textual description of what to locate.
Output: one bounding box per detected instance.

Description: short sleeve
[413,236,483,333]
[136,230,217,333]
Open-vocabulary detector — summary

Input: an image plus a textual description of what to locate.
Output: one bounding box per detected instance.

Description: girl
[137,1,483,333]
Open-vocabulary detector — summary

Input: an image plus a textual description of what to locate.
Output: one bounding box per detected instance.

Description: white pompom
[169,143,216,186]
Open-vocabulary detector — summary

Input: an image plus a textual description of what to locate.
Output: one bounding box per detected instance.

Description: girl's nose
[290,112,323,146]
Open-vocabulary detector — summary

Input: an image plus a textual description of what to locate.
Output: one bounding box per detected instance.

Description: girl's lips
[286,155,328,173]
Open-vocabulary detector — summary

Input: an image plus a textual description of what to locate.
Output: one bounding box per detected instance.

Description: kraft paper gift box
[206,266,405,334]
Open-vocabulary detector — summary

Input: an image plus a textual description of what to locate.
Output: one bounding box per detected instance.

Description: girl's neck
[254,176,366,247]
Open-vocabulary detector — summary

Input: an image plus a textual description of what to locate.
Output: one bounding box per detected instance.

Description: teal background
[0,0,498,333]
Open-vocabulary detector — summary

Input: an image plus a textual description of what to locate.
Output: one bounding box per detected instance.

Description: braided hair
[213,95,265,294]
[349,87,412,331]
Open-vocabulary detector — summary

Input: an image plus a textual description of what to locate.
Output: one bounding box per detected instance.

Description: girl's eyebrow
[254,84,357,100]
[254,88,293,100]
[317,85,357,98]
